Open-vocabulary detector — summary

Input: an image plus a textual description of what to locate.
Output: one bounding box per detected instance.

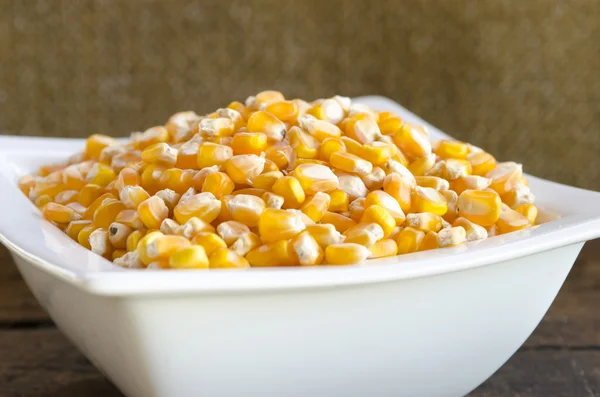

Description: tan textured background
[0,0,599,190]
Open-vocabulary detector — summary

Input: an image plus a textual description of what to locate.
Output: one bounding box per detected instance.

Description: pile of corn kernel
[18,91,538,269]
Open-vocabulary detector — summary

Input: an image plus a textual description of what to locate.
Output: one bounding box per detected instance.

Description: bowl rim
[1,95,599,296]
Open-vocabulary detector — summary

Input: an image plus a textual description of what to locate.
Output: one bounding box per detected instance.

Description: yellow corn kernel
[246,111,287,141]
[415,176,450,191]
[224,154,266,184]
[289,126,320,159]
[126,230,144,252]
[227,101,251,120]
[111,249,127,261]
[165,111,199,143]
[251,171,284,190]
[196,142,233,169]
[247,240,299,267]
[65,220,93,241]
[501,183,535,209]
[246,90,286,109]
[82,192,115,220]
[433,139,470,159]
[305,224,345,248]
[177,217,214,239]
[261,159,278,173]
[233,187,269,198]
[119,185,151,209]
[198,117,235,138]
[258,208,306,243]
[452,217,488,242]
[77,225,97,249]
[360,143,396,168]
[108,222,132,249]
[496,204,532,234]
[262,191,285,209]
[138,196,170,229]
[467,151,497,176]
[418,231,439,251]
[293,163,339,195]
[54,190,79,205]
[265,100,299,122]
[114,168,140,192]
[175,138,202,169]
[451,175,492,195]
[289,230,323,266]
[321,211,357,234]
[438,226,467,247]
[396,227,426,254]
[369,239,398,258]
[159,218,180,235]
[360,204,396,237]
[412,154,441,178]
[65,202,86,217]
[411,186,448,216]
[143,235,191,264]
[141,142,178,166]
[300,192,330,222]
[191,232,228,256]
[85,134,119,160]
[457,189,502,227]
[306,98,345,124]
[169,245,209,269]
[89,228,113,258]
[364,190,405,224]
[486,162,523,195]
[154,189,179,213]
[216,220,251,246]
[328,189,349,212]
[209,247,251,269]
[343,222,384,247]
[272,176,306,209]
[41,202,81,224]
[60,166,86,191]
[319,138,345,162]
[132,126,169,150]
[406,212,443,233]
[216,107,245,132]
[298,115,342,142]
[18,174,36,196]
[393,123,431,160]
[140,164,165,194]
[388,226,403,241]
[359,167,385,192]
[514,203,538,225]
[226,194,265,227]
[115,209,144,230]
[85,163,116,186]
[440,190,459,223]
[382,173,412,213]
[228,232,259,257]
[325,243,370,265]
[377,112,403,135]
[191,166,219,190]
[335,175,367,202]
[343,113,381,144]
[231,132,268,155]
[330,151,373,176]
[201,172,235,198]
[265,143,294,170]
[174,192,221,224]
[348,197,366,222]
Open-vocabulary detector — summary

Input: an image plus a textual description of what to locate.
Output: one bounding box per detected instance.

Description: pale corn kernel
[433,139,470,159]
[175,137,202,169]
[141,143,178,166]
[291,231,324,266]
[138,196,170,229]
[217,221,251,246]
[227,101,251,120]
[120,185,151,209]
[289,126,320,159]
[349,198,366,222]
[114,251,143,269]
[54,190,79,205]
[382,173,412,213]
[418,231,439,251]
[265,143,294,170]
[415,176,450,191]
[140,164,165,194]
[337,174,368,200]
[78,184,104,207]
[159,168,195,194]
[411,186,448,216]
[305,224,345,247]
[115,168,140,192]
[93,199,127,229]
[293,163,339,195]
[18,174,36,196]
[360,204,396,238]
[348,103,377,118]
[324,243,370,265]
[197,142,233,169]
[166,111,200,143]
[246,90,285,109]
[396,227,425,254]
[272,176,306,209]
[438,226,467,247]
[174,192,221,224]
[89,228,112,258]
[85,134,119,160]
[66,202,87,217]
[457,189,502,227]
[191,232,228,256]
[328,189,349,212]
[112,151,142,172]
[467,151,497,176]
[369,239,398,258]
[298,115,342,142]
[384,159,417,186]
[319,138,346,162]
[191,166,220,190]
[246,240,299,267]
[216,107,245,131]
[198,117,235,137]
[126,230,144,252]
[115,209,144,230]
[231,132,268,155]
[408,153,437,176]
[179,217,215,238]
[361,166,386,190]
[393,124,431,160]
[441,190,459,223]
[86,163,116,186]
[343,222,384,247]
[108,222,133,249]
[262,192,285,209]
[451,175,492,195]
[65,220,93,241]
[364,190,406,224]
[496,204,532,234]
[224,154,265,184]
[300,192,330,222]
[145,235,191,261]
[487,224,499,237]
[306,98,345,124]
[61,166,86,191]
[406,212,444,233]
[501,182,535,208]
[159,218,180,235]
[226,194,265,227]
[77,225,96,249]
[515,203,538,225]
[201,172,235,198]
[321,211,357,234]
[452,217,488,242]
[132,126,169,150]
[330,151,373,176]
[289,209,315,226]
[169,245,209,269]
[209,248,251,268]
[343,113,381,144]
[486,162,523,195]
[443,159,473,180]
[388,226,404,241]
[155,188,181,212]
[231,232,261,257]
[246,111,287,141]
[258,208,306,243]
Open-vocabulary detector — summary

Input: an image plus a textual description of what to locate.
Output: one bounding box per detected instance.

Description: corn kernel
[216,221,251,246]
[132,126,169,150]
[138,196,170,229]
[433,139,470,159]
[289,126,320,159]
[406,212,443,233]
[174,192,221,224]
[226,194,265,227]
[360,204,396,237]
[86,163,116,186]
[501,182,535,209]
[457,189,502,227]
[160,218,180,235]
[369,239,398,258]
[54,190,79,205]
[224,154,265,184]
[293,163,339,195]
[231,132,268,155]
[440,190,459,223]
[108,222,132,249]
[197,142,233,169]
[382,173,412,213]
[396,227,425,254]
[452,217,488,242]
[141,143,178,166]
[467,151,497,176]
[377,113,403,136]
[411,186,448,216]
[77,184,103,206]
[348,198,366,222]
[89,228,112,258]
[330,151,373,176]
[418,231,439,251]
[251,171,284,190]
[272,176,305,209]
[344,113,381,144]
[325,243,370,265]
[166,111,200,143]
[300,192,330,222]
[86,134,119,160]
[258,208,306,243]
[451,175,492,195]
[415,176,450,191]
[298,115,342,142]
[514,203,538,225]
[229,232,260,257]
[306,98,345,124]
[438,226,467,247]
[290,231,324,266]
[126,230,144,252]
[246,111,287,141]
[115,209,144,230]
[496,204,532,234]
[393,124,431,160]
[343,222,384,247]
[113,251,143,268]
[265,143,294,170]
[246,240,299,267]
[364,190,405,224]
[262,191,285,209]
[119,185,151,209]
[169,245,209,269]
[327,190,349,212]
[408,153,436,176]
[321,211,357,233]
[145,234,191,262]
[77,225,97,250]
[201,172,235,198]
[486,162,523,195]
[191,232,228,255]
[65,220,93,241]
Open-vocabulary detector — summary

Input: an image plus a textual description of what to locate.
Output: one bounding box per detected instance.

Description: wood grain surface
[0,240,598,396]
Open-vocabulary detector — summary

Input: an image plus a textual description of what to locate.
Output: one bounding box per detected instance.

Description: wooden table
[1,240,599,397]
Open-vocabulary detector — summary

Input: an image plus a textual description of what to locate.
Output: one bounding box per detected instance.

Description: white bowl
[1,96,599,397]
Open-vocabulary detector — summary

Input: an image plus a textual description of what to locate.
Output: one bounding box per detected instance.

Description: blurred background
[0,0,598,190]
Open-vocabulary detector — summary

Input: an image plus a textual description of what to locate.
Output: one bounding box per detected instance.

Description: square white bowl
[1,96,599,397]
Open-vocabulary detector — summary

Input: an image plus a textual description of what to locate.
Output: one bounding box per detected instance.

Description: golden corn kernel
[140,164,165,194]
[132,126,169,150]
[396,227,425,254]
[293,163,339,195]
[224,154,266,184]
[76,225,96,249]
[246,111,287,141]
[54,190,79,205]
[115,209,144,230]
[114,167,140,192]
[229,232,260,257]
[305,224,345,248]
[126,230,144,252]
[247,240,299,267]
[457,189,502,227]
[174,192,221,224]
[433,139,470,159]
[415,176,450,191]
[360,167,386,191]
[377,113,403,136]
[141,142,178,166]
[226,194,265,227]
[496,204,532,234]
[324,243,370,265]
[191,232,228,256]
[175,137,202,169]
[452,217,488,242]
[265,143,294,170]
[300,192,330,222]
[209,248,250,269]
[231,132,268,155]
[264,100,299,122]
[330,151,373,176]
[138,196,170,229]
[85,134,119,160]
[178,217,215,238]
[91,199,126,229]
[166,111,200,143]
[86,163,116,186]
[486,162,523,195]
[65,220,93,241]
[197,142,233,169]
[306,98,345,124]
[108,222,132,249]
[361,204,396,238]
[191,166,220,190]
[262,191,285,209]
[411,186,448,216]
[451,175,492,195]
[298,115,342,142]
[272,176,306,209]
[289,126,320,159]
[328,189,349,212]
[119,185,151,209]
[197,117,235,138]
[382,173,412,213]
[440,190,459,223]
[143,235,191,263]
[438,226,467,247]
[89,228,113,258]
[251,171,284,190]
[18,174,36,196]
[369,239,398,258]
[169,245,209,269]
[467,151,497,176]
[364,190,405,224]
[514,203,538,225]
[216,221,251,246]
[258,208,306,243]
[406,212,444,233]
[348,198,366,222]
[344,113,381,144]
[321,211,357,233]
[343,222,384,247]
[319,138,346,163]
[61,166,86,191]
[501,182,535,209]
[201,172,235,198]
[82,192,115,220]
[418,231,439,251]
[393,123,431,160]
